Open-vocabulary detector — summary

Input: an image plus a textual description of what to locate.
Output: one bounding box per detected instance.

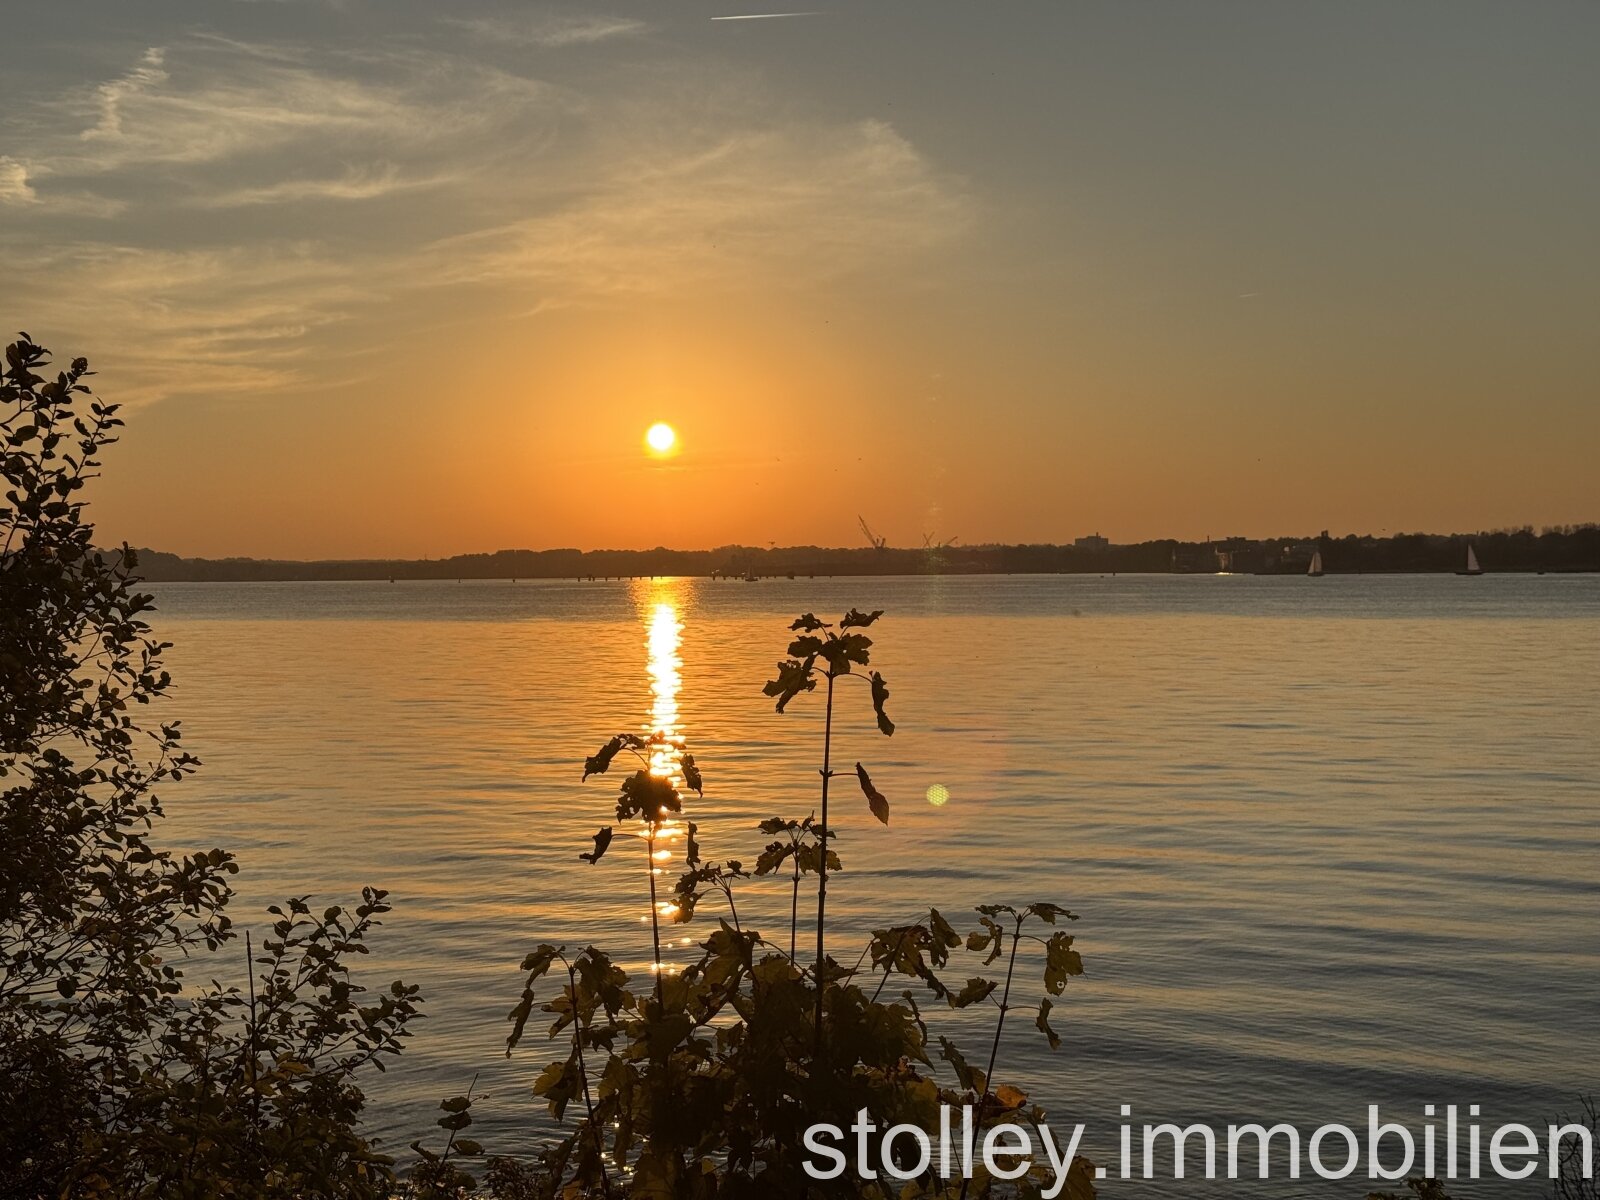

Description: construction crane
[858,516,888,552]
[921,533,959,551]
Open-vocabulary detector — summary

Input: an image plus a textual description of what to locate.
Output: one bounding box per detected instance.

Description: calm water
[147,574,1599,1197]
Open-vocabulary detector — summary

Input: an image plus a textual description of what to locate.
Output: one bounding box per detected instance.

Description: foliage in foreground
[0,335,422,1198]
[461,611,1093,1199]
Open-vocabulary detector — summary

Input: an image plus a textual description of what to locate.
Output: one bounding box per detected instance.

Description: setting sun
[645,422,677,455]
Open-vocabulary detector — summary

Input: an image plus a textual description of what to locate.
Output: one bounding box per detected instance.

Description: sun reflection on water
[645,601,682,779]
[635,584,690,975]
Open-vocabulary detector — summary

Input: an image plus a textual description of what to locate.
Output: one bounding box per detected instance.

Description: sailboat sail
[1308,550,1323,577]
[1466,545,1481,574]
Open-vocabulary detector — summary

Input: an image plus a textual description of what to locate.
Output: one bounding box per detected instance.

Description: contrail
[710,11,823,19]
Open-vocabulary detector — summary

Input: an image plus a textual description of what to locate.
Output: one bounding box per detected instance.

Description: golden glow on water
[146,575,1600,1156]
[645,600,683,780]
[637,583,689,975]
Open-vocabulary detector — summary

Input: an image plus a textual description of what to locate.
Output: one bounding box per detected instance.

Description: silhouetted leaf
[870,671,895,736]
[840,608,884,629]
[948,977,998,1009]
[868,924,921,975]
[787,634,825,658]
[583,736,624,780]
[994,1084,1028,1111]
[685,821,701,867]
[532,1056,581,1120]
[789,613,828,632]
[1043,931,1084,994]
[855,762,888,825]
[886,983,922,1031]
[670,885,700,923]
[616,770,680,823]
[763,658,817,712]
[928,908,961,966]
[818,633,871,675]
[1027,902,1077,925]
[939,1037,985,1093]
[754,842,792,875]
[506,986,536,1056]
[1037,996,1061,1050]
[840,632,872,662]
[968,915,1005,964]
[681,753,703,797]
[519,944,561,976]
[794,843,842,875]
[578,826,613,864]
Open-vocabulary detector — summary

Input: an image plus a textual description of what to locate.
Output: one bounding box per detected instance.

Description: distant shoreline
[140,568,1600,584]
[129,527,1599,583]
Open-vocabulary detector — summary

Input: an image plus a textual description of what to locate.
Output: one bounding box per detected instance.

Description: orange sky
[4,3,1596,557]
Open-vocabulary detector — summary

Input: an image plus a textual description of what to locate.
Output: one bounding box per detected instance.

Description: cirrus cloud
[1,28,970,405]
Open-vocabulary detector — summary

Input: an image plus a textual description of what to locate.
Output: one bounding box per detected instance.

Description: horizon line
[128,524,1598,565]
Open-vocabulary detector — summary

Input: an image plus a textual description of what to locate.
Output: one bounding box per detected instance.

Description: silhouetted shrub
[484,612,1094,1199]
[0,335,422,1198]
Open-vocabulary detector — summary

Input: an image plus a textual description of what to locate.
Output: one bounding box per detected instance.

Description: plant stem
[245,930,259,1165]
[789,865,800,961]
[570,961,612,1199]
[645,827,664,1003]
[958,919,1023,1200]
[439,1071,479,1168]
[814,671,836,1065]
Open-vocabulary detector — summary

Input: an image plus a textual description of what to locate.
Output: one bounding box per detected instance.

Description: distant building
[1214,538,1268,573]
[1074,533,1110,551]
[1170,540,1215,573]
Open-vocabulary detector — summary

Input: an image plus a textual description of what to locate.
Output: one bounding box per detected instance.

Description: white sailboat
[1307,549,1324,577]
[1457,544,1483,576]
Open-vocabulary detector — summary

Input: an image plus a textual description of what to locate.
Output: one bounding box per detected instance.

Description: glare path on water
[639,588,690,975]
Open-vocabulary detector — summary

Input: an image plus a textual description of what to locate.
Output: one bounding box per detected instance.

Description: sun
[645,422,677,455]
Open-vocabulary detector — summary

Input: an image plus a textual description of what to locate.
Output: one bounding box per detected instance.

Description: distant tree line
[131,526,1599,582]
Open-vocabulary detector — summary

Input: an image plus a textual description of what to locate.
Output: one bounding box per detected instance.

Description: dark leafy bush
[0,334,421,1198]
[493,611,1095,1198]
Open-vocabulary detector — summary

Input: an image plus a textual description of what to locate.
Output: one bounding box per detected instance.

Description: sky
[3,1,1596,558]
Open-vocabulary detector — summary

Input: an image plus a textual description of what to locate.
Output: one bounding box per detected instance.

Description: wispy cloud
[0,156,36,204]
[29,41,556,178]
[0,154,127,217]
[5,240,368,404]
[434,118,968,295]
[83,47,170,143]
[195,162,452,208]
[2,32,969,404]
[446,12,647,47]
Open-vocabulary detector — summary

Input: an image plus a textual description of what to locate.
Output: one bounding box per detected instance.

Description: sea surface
[146,574,1600,1197]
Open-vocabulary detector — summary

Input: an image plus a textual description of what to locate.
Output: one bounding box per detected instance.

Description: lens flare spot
[926,783,950,807]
